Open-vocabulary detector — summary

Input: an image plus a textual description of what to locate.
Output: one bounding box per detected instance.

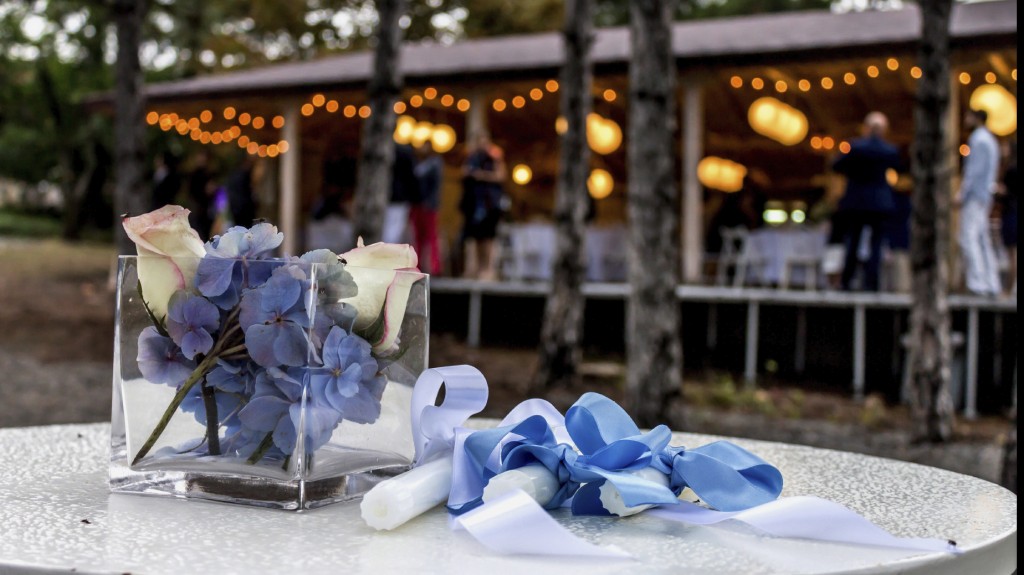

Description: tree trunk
[532,0,594,393]
[113,0,148,255]
[626,0,682,428]
[353,0,407,244]
[908,0,955,442]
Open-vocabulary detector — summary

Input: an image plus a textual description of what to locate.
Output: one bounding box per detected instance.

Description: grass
[0,207,63,238]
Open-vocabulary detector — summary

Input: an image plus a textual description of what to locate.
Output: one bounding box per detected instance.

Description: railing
[431,278,1018,419]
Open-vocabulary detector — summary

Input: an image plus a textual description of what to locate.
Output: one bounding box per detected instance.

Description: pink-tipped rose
[340,239,426,354]
[123,205,206,321]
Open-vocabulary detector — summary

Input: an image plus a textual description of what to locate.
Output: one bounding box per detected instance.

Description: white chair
[780,227,828,290]
[715,226,748,286]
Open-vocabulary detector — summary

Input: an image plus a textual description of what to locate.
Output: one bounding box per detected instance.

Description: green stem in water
[131,344,247,465]
[247,432,275,464]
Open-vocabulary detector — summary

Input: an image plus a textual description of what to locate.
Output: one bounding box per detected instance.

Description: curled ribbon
[364,366,961,559]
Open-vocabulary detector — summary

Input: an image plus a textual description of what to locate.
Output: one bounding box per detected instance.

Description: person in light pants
[956,108,1001,296]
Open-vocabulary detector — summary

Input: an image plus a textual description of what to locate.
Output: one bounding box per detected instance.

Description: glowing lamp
[555,116,568,135]
[791,210,806,224]
[586,113,623,155]
[393,115,416,145]
[430,124,457,154]
[763,201,789,225]
[588,169,614,200]
[411,122,434,148]
[512,164,533,185]
[748,97,808,146]
[969,84,1017,136]
[886,169,899,187]
[697,156,747,193]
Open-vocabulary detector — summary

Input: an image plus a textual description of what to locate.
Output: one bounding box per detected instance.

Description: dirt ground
[0,238,1013,485]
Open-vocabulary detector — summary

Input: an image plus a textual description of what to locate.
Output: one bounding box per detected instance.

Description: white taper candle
[599,467,671,517]
[482,464,560,507]
[360,455,453,530]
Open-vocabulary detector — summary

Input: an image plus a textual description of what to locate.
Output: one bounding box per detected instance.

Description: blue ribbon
[447,391,783,516]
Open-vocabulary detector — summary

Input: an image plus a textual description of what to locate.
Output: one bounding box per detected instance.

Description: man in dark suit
[832,112,902,291]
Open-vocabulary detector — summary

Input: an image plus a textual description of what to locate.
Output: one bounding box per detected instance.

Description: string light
[394,101,407,114]
[751,77,764,90]
[730,76,743,88]
[775,80,787,93]
[839,141,851,153]
[457,99,471,112]
[199,132,211,144]
[278,141,290,153]
[358,106,371,118]
[821,77,834,90]
[546,79,559,92]
[810,136,822,150]
[344,105,357,118]
[237,135,250,147]
[442,94,456,106]
[238,113,251,126]
[190,129,201,141]
[272,116,285,129]
[603,89,617,102]
[200,110,213,123]
[512,164,533,185]
[493,99,507,112]
[960,144,970,156]
[423,87,438,100]
[821,136,834,150]
[246,141,258,154]
[887,58,900,71]
[188,118,200,130]
[844,72,856,85]
[910,66,922,79]
[257,145,268,158]
[146,111,159,125]
[867,65,879,78]
[410,95,424,108]
[312,94,326,107]
[210,132,223,145]
[301,103,315,117]
[223,107,236,120]
[267,144,279,158]
[986,72,997,84]
[512,96,526,108]
[229,126,241,138]
[959,72,971,85]
[798,79,811,92]
[251,116,265,129]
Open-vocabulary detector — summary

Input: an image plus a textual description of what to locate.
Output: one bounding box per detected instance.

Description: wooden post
[853,304,866,401]
[744,301,759,388]
[682,77,704,284]
[964,306,979,419]
[279,102,301,256]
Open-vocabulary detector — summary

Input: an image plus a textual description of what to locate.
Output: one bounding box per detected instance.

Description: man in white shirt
[956,108,1001,296]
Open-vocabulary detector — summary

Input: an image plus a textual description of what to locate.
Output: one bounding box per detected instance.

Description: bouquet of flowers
[119,205,426,472]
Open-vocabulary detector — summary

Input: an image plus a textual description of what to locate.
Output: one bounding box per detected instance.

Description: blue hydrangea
[137,326,196,386]
[237,367,341,454]
[195,224,284,309]
[165,291,220,359]
[310,327,386,424]
[239,265,313,368]
[298,249,358,329]
[180,360,256,429]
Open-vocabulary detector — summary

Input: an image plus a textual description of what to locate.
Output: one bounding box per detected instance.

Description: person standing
[150,151,181,210]
[186,150,215,240]
[383,143,420,244]
[226,154,257,228]
[411,143,443,275]
[956,108,1001,296]
[997,138,1017,296]
[832,112,902,291]
[459,131,506,280]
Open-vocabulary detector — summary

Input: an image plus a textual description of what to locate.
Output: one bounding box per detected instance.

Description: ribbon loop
[410,365,489,465]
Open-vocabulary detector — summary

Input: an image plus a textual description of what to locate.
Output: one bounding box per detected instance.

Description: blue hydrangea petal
[246,223,284,257]
[321,326,346,369]
[245,324,282,368]
[261,273,302,315]
[338,373,387,424]
[195,257,237,298]
[273,413,298,453]
[238,290,272,329]
[137,327,195,386]
[184,296,220,332]
[273,322,310,366]
[238,395,291,432]
[179,329,214,360]
[334,363,362,399]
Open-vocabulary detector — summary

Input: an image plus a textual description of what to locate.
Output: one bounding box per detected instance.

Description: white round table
[0,423,1015,575]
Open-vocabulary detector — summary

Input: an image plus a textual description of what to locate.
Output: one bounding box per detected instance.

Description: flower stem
[201,380,221,456]
[247,432,275,464]
[131,343,247,465]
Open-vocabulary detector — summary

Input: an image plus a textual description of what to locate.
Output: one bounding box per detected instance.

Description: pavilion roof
[139,0,1016,103]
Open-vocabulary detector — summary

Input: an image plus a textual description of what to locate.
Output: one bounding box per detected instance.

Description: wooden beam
[279,100,301,256]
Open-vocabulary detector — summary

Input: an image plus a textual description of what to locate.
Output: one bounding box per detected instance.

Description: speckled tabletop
[0,423,1015,575]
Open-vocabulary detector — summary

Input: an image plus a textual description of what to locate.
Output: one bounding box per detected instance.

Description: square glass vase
[110,255,428,510]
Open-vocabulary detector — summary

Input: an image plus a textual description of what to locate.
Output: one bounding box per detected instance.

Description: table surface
[0,423,1016,575]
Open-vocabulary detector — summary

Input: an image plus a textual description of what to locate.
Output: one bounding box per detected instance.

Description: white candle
[482,464,560,507]
[599,467,671,517]
[360,455,453,530]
